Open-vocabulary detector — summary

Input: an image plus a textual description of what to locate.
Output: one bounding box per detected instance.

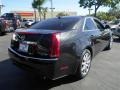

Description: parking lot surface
[0,33,120,90]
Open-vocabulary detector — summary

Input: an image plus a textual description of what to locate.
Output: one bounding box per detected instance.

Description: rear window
[30,18,80,30]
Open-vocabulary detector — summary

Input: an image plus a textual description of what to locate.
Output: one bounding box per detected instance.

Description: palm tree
[32,0,37,22]
[32,0,46,21]
[42,7,48,20]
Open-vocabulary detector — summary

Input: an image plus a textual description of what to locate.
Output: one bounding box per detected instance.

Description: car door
[93,19,110,50]
[83,18,103,55]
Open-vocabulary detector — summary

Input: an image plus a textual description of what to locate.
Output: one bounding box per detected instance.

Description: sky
[1,0,109,15]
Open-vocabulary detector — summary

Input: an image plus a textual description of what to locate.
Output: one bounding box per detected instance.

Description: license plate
[19,43,28,52]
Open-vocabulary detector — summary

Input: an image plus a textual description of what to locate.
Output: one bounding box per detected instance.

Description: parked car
[21,19,35,28]
[101,20,111,28]
[110,19,120,38]
[1,13,21,31]
[8,16,112,80]
[0,18,6,35]
[26,20,35,26]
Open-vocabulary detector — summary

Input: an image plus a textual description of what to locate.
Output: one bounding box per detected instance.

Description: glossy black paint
[8,16,112,79]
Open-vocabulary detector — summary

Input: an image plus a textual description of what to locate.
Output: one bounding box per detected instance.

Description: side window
[73,19,83,30]
[94,19,104,30]
[84,18,97,31]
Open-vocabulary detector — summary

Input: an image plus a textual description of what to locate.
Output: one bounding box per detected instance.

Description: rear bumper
[8,47,59,79]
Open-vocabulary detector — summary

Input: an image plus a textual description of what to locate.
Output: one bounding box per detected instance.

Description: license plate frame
[19,43,29,53]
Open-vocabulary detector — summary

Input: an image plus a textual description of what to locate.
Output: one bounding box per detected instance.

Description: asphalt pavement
[0,33,120,90]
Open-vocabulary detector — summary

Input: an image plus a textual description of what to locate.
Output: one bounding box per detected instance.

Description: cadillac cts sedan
[8,16,112,80]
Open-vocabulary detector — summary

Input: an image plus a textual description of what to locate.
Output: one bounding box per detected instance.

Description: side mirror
[105,25,110,29]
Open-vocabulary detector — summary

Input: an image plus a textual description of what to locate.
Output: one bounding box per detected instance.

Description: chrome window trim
[82,17,99,32]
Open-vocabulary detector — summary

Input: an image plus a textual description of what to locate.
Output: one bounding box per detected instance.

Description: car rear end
[8,29,62,79]
[8,17,80,79]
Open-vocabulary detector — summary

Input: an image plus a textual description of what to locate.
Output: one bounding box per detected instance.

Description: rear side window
[84,18,97,30]
[94,19,104,30]
[30,18,80,30]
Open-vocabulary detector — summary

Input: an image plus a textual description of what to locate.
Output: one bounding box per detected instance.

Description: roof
[50,16,85,21]
[54,16,96,20]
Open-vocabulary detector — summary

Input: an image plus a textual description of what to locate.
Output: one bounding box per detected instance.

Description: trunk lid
[13,29,61,58]
[16,29,62,34]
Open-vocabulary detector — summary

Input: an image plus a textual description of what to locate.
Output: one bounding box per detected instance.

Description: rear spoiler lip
[15,29,63,35]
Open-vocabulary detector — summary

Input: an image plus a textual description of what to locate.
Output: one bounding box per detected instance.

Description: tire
[0,26,2,35]
[1,32,5,35]
[0,31,2,36]
[0,30,3,36]
[104,36,113,50]
[118,37,120,40]
[75,49,92,79]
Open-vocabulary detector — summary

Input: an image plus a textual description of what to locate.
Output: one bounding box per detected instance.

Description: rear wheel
[0,32,2,35]
[0,26,2,35]
[75,49,92,79]
[118,37,120,40]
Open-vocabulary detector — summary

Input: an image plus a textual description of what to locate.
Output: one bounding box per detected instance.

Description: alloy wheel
[81,50,91,76]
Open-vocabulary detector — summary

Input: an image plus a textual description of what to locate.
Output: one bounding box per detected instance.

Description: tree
[32,0,47,21]
[96,12,116,21]
[78,0,120,17]
[32,0,37,22]
[109,4,120,19]
[42,7,48,20]
[56,12,69,17]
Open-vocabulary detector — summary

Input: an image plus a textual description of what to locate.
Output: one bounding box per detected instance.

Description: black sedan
[8,16,112,80]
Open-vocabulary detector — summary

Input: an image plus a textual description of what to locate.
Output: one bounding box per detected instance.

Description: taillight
[50,33,60,58]
[4,20,9,28]
[4,20,8,24]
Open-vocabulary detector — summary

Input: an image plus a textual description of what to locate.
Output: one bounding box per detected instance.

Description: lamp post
[50,0,55,18]
[88,8,93,15]
[33,0,37,22]
[0,0,4,16]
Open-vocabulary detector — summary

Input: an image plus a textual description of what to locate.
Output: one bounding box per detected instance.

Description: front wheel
[104,36,113,50]
[75,49,92,79]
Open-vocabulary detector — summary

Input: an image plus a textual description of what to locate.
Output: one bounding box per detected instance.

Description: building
[11,11,77,20]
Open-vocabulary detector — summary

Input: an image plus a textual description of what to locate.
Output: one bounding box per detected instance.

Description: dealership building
[11,11,77,20]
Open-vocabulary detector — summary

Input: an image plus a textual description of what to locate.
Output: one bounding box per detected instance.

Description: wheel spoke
[81,65,86,72]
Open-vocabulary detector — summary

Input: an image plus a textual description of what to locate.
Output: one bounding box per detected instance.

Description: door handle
[90,35,94,39]
[91,35,96,40]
